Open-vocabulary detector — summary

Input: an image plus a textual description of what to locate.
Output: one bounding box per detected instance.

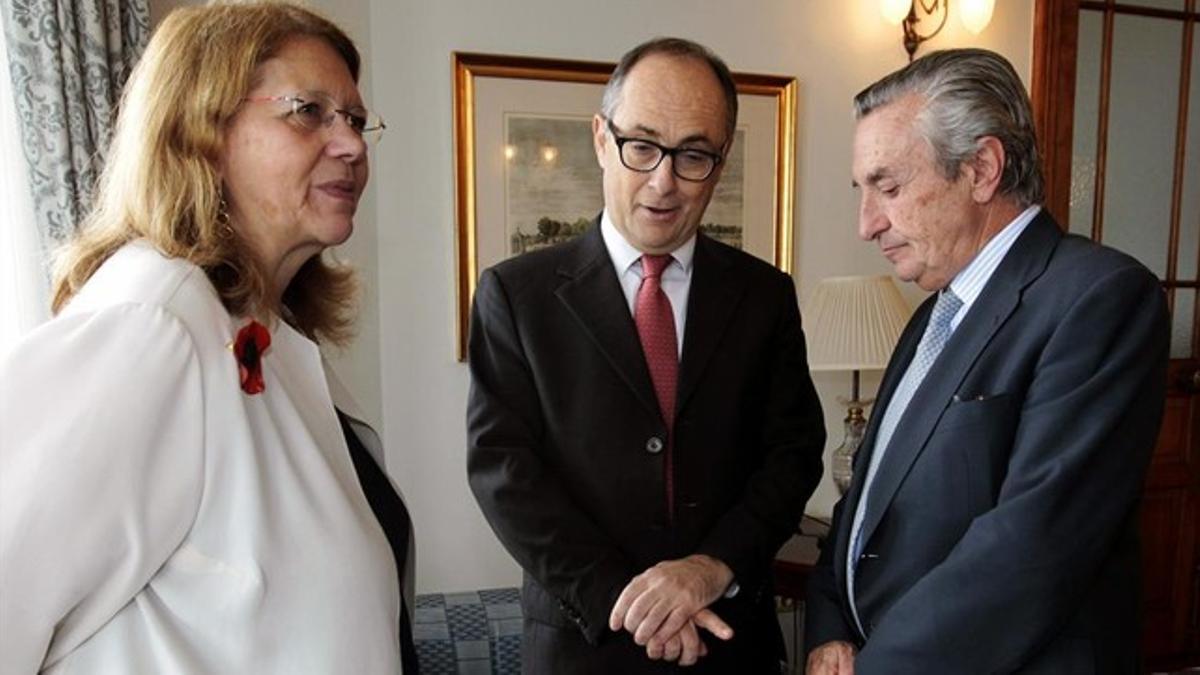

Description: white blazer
[0,242,405,674]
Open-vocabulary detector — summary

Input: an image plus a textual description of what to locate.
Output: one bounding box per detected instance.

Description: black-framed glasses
[243,91,386,142]
[605,119,723,182]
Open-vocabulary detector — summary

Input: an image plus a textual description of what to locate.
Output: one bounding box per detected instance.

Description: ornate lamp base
[831,403,867,494]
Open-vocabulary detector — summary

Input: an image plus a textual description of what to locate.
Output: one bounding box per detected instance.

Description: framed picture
[453,51,797,360]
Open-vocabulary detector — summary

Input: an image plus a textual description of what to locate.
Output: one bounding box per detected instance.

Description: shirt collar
[600,210,696,275]
[948,204,1041,309]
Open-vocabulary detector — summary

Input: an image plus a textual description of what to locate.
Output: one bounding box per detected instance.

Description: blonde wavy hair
[51,0,361,345]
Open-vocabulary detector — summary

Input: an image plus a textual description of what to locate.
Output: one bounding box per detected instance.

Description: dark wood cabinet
[1140,363,1200,669]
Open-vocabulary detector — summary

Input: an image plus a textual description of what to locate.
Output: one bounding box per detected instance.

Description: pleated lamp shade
[804,275,912,371]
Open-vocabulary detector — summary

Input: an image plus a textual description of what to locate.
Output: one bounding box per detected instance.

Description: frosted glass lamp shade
[804,275,912,372]
[960,0,995,34]
[879,0,912,25]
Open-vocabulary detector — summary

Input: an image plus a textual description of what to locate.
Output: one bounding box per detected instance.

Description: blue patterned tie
[846,288,963,628]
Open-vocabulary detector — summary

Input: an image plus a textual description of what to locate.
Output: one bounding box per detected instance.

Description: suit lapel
[676,235,746,416]
[554,221,661,420]
[833,308,925,584]
[855,212,1063,550]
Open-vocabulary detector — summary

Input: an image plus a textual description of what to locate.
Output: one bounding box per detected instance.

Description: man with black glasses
[467,37,825,674]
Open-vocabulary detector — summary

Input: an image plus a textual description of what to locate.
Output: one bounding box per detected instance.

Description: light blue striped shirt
[945,205,1041,332]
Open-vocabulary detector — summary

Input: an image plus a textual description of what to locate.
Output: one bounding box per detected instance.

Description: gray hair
[854,48,1043,206]
[601,37,738,147]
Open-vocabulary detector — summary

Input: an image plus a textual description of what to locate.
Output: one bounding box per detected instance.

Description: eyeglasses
[605,119,723,182]
[243,91,386,142]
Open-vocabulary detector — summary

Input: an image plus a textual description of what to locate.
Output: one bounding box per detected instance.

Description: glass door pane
[1070,11,1105,237]
[1172,289,1195,358]
[1117,0,1186,10]
[1180,34,1200,283]
[1101,14,1182,278]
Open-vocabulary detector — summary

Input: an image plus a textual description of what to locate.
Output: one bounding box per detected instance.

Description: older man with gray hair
[804,48,1168,674]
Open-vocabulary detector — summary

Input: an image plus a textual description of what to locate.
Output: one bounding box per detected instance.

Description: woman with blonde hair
[0,2,416,672]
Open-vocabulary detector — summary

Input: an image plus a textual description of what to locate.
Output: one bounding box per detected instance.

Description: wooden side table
[773,515,830,670]
[774,515,828,602]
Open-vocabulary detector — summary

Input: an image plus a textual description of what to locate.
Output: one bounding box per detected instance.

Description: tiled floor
[413,588,1200,674]
[414,588,522,675]
[414,588,810,673]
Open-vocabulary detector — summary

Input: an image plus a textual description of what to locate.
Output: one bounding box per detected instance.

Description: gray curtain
[1,0,149,250]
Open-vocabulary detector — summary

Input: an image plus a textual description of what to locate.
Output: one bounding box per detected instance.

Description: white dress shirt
[0,241,403,674]
[600,211,695,358]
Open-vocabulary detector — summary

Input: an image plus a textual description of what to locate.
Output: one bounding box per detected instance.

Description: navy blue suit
[805,211,1169,674]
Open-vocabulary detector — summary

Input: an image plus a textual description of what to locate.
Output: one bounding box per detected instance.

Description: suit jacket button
[645,436,664,454]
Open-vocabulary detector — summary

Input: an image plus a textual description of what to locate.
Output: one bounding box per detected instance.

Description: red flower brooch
[231,320,271,395]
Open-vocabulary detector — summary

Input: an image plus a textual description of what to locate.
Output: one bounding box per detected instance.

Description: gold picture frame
[453,51,797,360]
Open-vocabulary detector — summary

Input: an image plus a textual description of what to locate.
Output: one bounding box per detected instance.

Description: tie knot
[641,254,672,280]
[930,288,963,329]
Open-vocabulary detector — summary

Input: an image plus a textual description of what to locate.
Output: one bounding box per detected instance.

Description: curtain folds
[0,12,47,356]
[0,0,149,251]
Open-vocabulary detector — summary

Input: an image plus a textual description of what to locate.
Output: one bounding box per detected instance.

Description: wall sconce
[880,0,995,62]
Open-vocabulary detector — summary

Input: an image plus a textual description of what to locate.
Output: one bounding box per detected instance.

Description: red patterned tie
[636,254,678,521]
[636,254,678,428]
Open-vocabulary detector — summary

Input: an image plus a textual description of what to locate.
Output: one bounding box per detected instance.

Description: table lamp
[805,276,912,493]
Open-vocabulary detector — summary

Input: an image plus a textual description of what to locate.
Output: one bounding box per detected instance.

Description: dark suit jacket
[337,409,419,672]
[804,211,1169,674]
[467,221,825,674]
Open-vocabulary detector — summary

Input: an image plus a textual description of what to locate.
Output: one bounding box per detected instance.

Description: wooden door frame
[1031,0,1080,227]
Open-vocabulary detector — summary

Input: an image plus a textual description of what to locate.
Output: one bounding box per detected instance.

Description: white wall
[149,0,1034,593]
